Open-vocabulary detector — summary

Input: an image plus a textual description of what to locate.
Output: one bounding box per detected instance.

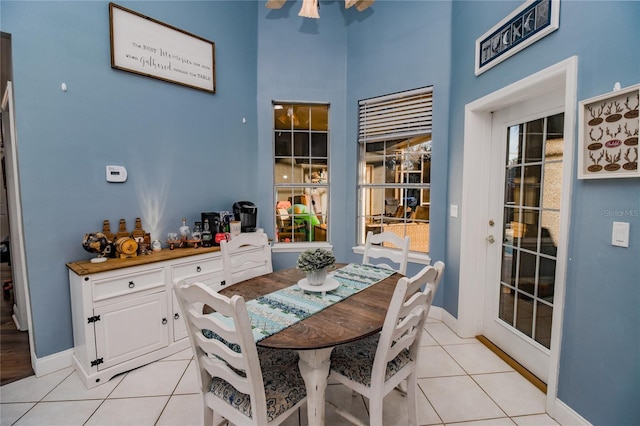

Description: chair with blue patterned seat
[328,265,438,426]
[174,280,306,426]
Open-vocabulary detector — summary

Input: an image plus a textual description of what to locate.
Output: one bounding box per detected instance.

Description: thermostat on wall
[106,165,128,183]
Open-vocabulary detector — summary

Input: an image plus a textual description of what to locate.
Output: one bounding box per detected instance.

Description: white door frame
[2,82,35,367]
[458,57,577,414]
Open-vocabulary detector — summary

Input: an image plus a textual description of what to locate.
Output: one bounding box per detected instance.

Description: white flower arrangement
[296,248,336,272]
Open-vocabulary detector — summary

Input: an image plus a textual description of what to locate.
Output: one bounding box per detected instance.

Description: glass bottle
[192,222,202,241]
[179,217,191,241]
[201,219,213,247]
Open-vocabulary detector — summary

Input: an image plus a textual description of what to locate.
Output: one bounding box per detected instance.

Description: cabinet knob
[196,266,202,272]
[221,280,226,286]
[128,281,135,288]
[162,318,168,325]
[174,313,180,320]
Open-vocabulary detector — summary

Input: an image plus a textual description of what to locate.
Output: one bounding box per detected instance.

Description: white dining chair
[395,260,445,396]
[426,260,445,317]
[362,230,410,275]
[328,265,438,426]
[220,231,273,286]
[174,280,307,426]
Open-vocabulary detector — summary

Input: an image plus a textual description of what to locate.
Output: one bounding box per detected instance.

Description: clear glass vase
[306,267,327,286]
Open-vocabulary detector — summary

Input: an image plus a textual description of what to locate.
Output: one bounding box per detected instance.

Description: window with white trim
[357,87,433,253]
[274,102,329,244]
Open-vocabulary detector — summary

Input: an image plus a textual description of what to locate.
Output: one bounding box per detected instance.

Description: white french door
[483,90,565,384]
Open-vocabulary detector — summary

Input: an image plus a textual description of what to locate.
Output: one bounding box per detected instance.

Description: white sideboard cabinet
[67,246,243,388]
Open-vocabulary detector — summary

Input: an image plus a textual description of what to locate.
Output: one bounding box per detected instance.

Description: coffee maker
[233,201,257,232]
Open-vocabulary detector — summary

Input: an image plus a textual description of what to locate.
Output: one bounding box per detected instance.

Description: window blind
[358,86,433,143]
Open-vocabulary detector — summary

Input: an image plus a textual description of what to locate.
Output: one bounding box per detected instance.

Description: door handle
[486,235,495,244]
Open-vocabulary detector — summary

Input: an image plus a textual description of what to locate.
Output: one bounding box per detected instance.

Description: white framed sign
[475,0,560,76]
[109,2,215,93]
[577,84,639,179]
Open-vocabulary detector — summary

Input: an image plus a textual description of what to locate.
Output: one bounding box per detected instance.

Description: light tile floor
[0,319,561,426]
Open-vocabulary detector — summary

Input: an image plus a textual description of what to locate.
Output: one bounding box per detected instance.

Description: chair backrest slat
[221,232,273,285]
[362,231,410,275]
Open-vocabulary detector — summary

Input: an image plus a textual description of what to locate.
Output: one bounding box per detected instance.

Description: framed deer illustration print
[578,84,639,179]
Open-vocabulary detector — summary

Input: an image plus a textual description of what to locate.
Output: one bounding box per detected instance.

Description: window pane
[274,103,329,244]
[293,105,309,130]
[357,87,432,253]
[274,159,292,184]
[275,131,292,156]
[310,105,328,131]
[311,133,327,158]
[293,132,309,157]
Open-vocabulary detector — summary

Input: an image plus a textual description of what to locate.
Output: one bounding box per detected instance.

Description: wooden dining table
[218,263,402,426]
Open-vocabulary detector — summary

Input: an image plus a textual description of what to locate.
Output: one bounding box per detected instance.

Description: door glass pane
[522,165,542,207]
[501,246,515,285]
[499,113,564,351]
[505,166,520,205]
[542,161,563,210]
[538,256,556,303]
[507,125,523,165]
[540,210,559,255]
[517,251,536,296]
[524,118,544,162]
[499,284,515,325]
[535,301,553,349]
[516,291,534,338]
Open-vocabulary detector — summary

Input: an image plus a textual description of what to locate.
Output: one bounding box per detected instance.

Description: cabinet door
[94,292,169,370]
[171,270,227,342]
[171,289,188,342]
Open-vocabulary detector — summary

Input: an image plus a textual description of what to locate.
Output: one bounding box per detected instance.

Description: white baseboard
[32,348,73,377]
[550,398,591,425]
[428,306,458,334]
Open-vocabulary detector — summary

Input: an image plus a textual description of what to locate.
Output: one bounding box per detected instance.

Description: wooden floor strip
[476,335,547,394]
[1,265,33,386]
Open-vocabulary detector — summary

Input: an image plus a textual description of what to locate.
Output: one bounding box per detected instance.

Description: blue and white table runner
[206,264,395,344]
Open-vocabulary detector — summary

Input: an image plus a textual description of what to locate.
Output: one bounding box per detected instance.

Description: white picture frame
[475,0,560,76]
[577,84,639,179]
[109,3,215,93]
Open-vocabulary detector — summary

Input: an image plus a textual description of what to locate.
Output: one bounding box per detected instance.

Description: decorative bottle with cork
[102,220,115,242]
[179,217,191,241]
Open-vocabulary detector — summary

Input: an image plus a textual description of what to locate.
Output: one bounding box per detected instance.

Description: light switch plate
[612,222,629,248]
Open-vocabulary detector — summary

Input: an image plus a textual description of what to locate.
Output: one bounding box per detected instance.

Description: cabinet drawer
[92,268,164,302]
[171,257,221,281]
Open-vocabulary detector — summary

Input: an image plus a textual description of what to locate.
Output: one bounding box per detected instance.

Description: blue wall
[447,1,640,424]
[256,0,349,270]
[344,0,452,303]
[2,0,258,357]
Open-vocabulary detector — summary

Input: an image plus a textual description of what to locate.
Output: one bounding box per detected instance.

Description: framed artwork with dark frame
[577,84,639,179]
[109,2,215,93]
[475,0,560,76]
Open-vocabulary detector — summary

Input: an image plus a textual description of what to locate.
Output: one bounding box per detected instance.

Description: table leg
[297,347,333,426]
